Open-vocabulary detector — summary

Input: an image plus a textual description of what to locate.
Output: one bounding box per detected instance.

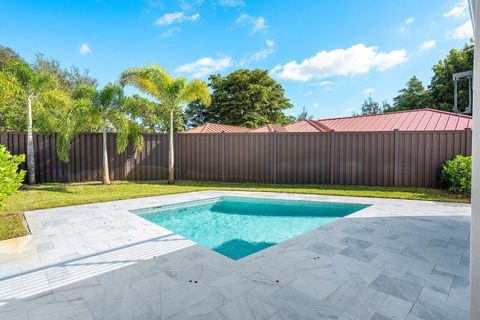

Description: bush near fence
[0,129,472,187]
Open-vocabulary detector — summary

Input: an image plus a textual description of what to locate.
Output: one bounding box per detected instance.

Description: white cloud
[399,26,406,33]
[176,57,232,77]
[79,43,92,55]
[418,40,436,52]
[239,40,275,66]
[179,0,204,11]
[320,81,334,87]
[235,13,268,35]
[154,12,200,26]
[363,88,375,95]
[272,44,407,82]
[313,102,320,107]
[218,0,244,7]
[161,27,181,38]
[446,21,473,39]
[405,17,414,25]
[443,0,468,18]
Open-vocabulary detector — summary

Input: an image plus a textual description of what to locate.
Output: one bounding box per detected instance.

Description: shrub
[440,155,472,194]
[0,145,25,206]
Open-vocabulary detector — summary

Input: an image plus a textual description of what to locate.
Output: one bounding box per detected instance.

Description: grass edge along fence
[0,129,472,188]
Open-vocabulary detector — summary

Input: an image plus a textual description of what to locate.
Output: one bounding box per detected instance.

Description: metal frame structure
[453,70,473,114]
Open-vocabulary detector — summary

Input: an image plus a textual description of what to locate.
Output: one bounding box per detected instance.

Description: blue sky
[0,0,474,119]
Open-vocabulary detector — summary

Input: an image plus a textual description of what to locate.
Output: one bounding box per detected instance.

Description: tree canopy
[356,97,391,115]
[184,69,292,128]
[429,41,474,112]
[390,76,431,112]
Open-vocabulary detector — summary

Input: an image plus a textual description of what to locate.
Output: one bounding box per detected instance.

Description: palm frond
[182,79,211,106]
[120,65,172,102]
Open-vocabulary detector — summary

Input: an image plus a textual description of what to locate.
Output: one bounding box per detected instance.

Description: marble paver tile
[219,294,277,320]
[338,246,378,263]
[29,298,93,320]
[83,283,153,320]
[418,287,448,304]
[341,286,388,320]
[306,242,344,257]
[182,293,230,319]
[369,251,415,279]
[158,283,216,319]
[410,297,468,320]
[370,313,394,320]
[445,276,469,311]
[433,259,469,278]
[208,274,255,299]
[370,274,422,303]
[264,285,342,319]
[375,295,413,320]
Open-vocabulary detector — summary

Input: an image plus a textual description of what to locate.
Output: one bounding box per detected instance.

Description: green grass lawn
[0,180,469,241]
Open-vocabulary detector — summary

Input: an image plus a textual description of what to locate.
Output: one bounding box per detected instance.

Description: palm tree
[0,59,68,184]
[120,65,211,184]
[57,83,144,185]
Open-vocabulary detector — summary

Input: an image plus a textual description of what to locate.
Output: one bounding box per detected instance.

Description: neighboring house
[316,108,472,132]
[181,123,251,133]
[283,119,332,132]
[181,109,472,134]
[249,124,287,133]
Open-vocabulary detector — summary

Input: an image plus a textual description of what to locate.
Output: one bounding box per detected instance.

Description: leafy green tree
[357,97,383,115]
[297,106,313,121]
[391,76,431,111]
[429,41,474,112]
[32,54,97,92]
[120,65,211,184]
[0,59,69,184]
[0,145,25,206]
[183,100,212,128]
[0,47,98,133]
[195,69,292,128]
[57,83,144,185]
[0,46,22,68]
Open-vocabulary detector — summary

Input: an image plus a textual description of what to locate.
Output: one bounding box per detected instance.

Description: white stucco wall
[470,1,479,320]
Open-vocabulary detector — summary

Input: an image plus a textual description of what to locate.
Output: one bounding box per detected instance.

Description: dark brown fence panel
[223,133,272,183]
[0,130,472,187]
[394,130,471,187]
[275,133,330,184]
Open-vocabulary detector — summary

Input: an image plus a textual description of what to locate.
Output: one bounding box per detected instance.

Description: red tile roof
[181,123,251,133]
[316,108,472,132]
[249,124,287,133]
[283,119,332,132]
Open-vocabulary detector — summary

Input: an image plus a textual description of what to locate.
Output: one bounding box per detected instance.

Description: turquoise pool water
[135,197,368,260]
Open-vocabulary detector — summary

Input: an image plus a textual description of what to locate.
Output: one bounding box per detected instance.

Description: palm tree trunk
[26,95,36,184]
[102,124,111,185]
[168,108,175,184]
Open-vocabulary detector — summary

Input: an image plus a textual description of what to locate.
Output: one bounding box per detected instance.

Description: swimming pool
[134,196,368,260]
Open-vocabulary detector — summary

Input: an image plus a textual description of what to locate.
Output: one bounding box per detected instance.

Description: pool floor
[134,196,368,259]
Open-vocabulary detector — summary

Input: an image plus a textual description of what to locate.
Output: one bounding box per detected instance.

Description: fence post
[0,132,7,148]
[329,130,335,184]
[222,133,226,182]
[393,129,400,187]
[466,128,473,155]
[272,132,277,184]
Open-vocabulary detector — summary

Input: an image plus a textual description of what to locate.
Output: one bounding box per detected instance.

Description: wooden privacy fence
[0,130,472,187]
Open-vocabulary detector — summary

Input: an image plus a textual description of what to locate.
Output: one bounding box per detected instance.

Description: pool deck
[0,191,471,320]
